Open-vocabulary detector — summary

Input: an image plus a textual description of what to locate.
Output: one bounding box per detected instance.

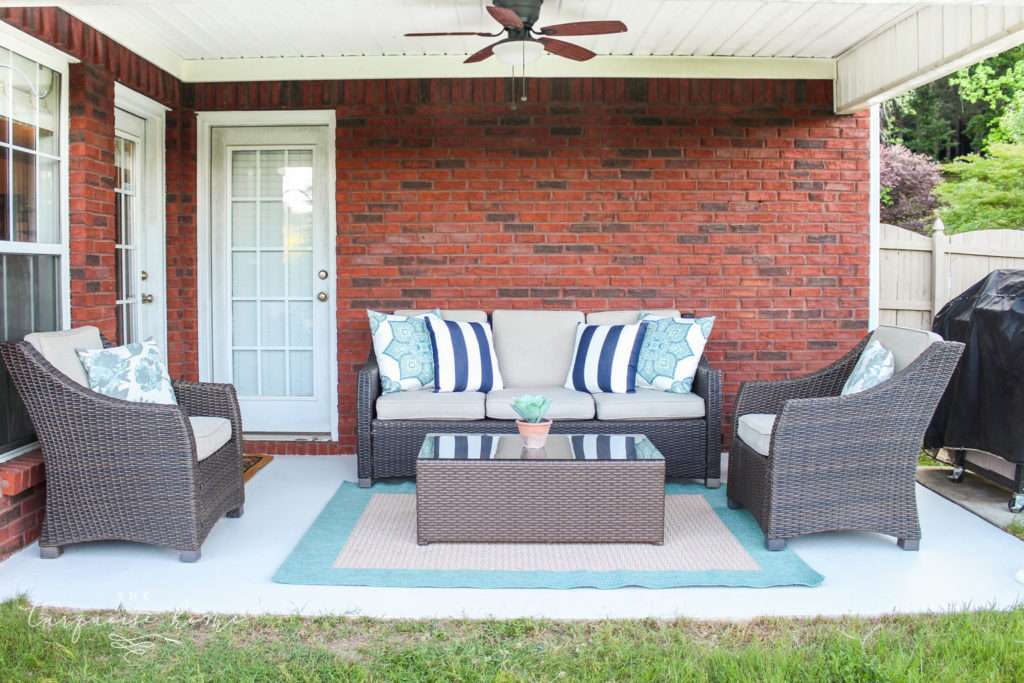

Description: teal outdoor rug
[272,482,823,589]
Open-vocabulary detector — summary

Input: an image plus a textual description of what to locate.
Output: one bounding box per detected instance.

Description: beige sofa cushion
[491,310,584,387]
[376,390,485,420]
[190,416,232,462]
[593,389,706,420]
[394,309,487,323]
[485,386,595,420]
[24,326,103,387]
[586,310,679,325]
[868,326,941,373]
[737,413,775,457]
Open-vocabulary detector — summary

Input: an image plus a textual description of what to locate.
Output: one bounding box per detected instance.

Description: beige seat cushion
[394,309,487,323]
[737,413,776,457]
[593,389,706,420]
[376,390,485,420]
[491,310,584,387]
[868,326,941,373]
[485,386,595,420]
[24,326,103,387]
[585,310,679,325]
[190,416,232,462]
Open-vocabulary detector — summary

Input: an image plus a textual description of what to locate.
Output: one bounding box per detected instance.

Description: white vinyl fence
[879,220,1024,330]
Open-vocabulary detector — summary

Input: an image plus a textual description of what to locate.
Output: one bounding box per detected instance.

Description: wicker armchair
[726,326,964,551]
[0,330,245,562]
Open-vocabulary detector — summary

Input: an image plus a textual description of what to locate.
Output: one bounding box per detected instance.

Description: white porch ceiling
[1,1,1024,112]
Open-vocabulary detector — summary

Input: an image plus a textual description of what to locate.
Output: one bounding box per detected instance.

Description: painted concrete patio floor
[1,454,1022,620]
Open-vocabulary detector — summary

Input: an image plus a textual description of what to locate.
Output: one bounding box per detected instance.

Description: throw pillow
[75,338,177,404]
[426,317,504,392]
[636,313,715,393]
[564,322,648,394]
[367,309,442,393]
[841,340,895,395]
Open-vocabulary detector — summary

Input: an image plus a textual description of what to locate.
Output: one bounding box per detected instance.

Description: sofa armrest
[356,350,380,482]
[693,355,723,476]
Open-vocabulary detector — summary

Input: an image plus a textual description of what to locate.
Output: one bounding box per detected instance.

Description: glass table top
[417,434,663,461]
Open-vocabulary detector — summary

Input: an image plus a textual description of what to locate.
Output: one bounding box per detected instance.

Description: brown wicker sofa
[0,327,245,562]
[357,309,722,487]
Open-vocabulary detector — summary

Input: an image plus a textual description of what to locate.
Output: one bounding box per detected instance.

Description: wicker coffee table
[415,433,665,545]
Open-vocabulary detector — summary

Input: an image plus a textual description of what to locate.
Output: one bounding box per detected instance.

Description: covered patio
[1,0,1024,615]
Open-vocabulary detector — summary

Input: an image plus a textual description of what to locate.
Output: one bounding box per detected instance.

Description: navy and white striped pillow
[426,318,504,393]
[564,322,648,394]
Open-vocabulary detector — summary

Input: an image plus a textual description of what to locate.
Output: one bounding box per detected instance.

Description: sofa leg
[897,538,920,551]
[726,498,742,510]
[39,545,62,559]
[179,549,201,563]
[358,478,373,488]
[765,538,786,551]
[705,477,721,489]
[226,505,244,518]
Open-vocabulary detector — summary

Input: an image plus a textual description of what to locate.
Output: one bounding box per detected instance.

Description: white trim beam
[836,4,1024,113]
[182,54,834,83]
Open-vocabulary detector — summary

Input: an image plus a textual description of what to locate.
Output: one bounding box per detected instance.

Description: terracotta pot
[516,418,552,449]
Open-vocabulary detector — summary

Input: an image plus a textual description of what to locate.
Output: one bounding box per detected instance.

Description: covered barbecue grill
[926,269,1024,512]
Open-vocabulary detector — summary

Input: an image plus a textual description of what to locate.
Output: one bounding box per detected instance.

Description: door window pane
[114,135,138,345]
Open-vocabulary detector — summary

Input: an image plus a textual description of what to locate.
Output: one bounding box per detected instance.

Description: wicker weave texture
[727,337,965,547]
[358,351,722,486]
[0,341,245,558]
[416,458,665,544]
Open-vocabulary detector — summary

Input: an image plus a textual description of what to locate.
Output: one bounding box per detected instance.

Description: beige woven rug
[334,493,759,572]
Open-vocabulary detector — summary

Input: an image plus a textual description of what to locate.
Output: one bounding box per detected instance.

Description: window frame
[0,23,72,463]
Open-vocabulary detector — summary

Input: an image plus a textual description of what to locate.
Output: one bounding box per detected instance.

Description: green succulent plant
[510,394,553,423]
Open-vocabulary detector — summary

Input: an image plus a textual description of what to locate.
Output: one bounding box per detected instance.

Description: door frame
[196,110,338,439]
[114,83,169,356]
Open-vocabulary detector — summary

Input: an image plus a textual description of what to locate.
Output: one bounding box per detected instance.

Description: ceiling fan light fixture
[492,40,544,66]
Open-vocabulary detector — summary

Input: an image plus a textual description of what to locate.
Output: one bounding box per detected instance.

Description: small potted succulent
[511,394,553,449]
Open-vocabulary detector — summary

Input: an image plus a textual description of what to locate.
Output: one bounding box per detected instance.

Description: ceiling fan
[405,0,627,64]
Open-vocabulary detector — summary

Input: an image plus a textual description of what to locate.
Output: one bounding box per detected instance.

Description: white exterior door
[210,125,333,434]
[114,103,166,350]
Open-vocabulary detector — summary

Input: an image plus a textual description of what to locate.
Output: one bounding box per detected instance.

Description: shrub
[880,145,943,233]
[935,143,1024,233]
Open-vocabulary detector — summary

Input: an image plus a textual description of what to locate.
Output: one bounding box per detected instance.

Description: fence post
[931,217,948,317]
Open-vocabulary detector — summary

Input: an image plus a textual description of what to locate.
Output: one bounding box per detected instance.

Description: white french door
[210,125,333,433]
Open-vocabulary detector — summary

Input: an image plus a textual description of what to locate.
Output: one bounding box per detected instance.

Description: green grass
[918,450,948,468]
[2,598,1024,682]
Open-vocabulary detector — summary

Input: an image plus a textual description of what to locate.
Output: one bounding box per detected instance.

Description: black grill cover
[925,269,1024,463]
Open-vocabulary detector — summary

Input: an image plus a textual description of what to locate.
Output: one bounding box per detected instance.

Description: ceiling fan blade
[538,20,627,37]
[539,38,596,62]
[487,5,524,29]
[406,31,499,37]
[464,41,500,63]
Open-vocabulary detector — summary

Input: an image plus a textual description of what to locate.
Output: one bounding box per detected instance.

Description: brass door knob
[141,294,154,304]
[316,292,328,302]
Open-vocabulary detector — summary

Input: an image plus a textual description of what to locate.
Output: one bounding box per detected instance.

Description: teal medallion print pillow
[75,338,177,404]
[841,340,895,395]
[635,313,715,393]
[367,309,442,393]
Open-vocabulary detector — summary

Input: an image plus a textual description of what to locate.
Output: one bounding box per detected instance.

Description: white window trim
[195,110,339,440]
[0,24,74,464]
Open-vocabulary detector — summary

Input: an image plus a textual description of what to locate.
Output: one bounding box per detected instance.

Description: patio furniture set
[0,309,963,562]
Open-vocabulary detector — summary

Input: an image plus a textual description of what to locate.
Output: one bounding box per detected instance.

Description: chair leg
[39,545,62,559]
[726,498,742,510]
[179,549,201,563]
[765,538,786,551]
[705,478,721,489]
[897,538,920,551]
[226,505,244,518]
[358,478,372,488]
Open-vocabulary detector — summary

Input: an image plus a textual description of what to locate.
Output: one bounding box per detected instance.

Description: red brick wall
[3,9,871,458]
[0,451,45,561]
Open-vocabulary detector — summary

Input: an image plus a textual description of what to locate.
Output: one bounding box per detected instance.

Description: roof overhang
[2,1,1022,113]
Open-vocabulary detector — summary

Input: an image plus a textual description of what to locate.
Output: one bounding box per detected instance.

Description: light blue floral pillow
[367,309,442,393]
[841,340,895,395]
[75,338,177,404]
[635,313,715,394]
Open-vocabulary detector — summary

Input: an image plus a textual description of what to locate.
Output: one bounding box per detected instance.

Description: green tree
[934,143,1024,233]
